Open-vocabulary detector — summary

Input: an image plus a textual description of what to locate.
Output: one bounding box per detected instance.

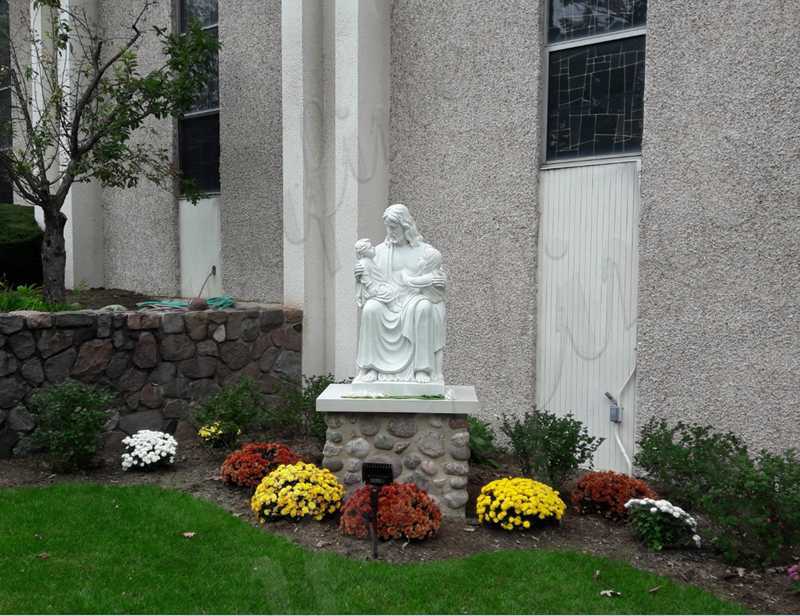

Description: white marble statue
[353,204,446,393]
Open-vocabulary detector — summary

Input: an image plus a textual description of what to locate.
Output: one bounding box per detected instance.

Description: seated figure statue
[353,204,446,393]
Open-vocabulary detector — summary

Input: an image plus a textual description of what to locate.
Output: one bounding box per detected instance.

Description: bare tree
[0,0,219,303]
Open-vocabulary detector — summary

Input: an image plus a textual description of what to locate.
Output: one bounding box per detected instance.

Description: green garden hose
[136,295,235,310]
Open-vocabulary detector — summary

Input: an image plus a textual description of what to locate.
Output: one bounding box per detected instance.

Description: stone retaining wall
[0,306,302,457]
[321,412,470,517]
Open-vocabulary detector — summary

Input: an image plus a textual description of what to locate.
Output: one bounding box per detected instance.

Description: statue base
[316,384,480,517]
[350,380,445,397]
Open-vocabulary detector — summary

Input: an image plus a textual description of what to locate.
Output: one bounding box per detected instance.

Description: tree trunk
[41,208,68,305]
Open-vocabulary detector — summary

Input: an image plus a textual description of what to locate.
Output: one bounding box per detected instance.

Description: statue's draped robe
[356,241,445,381]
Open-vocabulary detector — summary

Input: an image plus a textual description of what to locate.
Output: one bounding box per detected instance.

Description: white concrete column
[331,0,390,379]
[29,0,104,289]
[282,0,328,377]
[282,0,390,380]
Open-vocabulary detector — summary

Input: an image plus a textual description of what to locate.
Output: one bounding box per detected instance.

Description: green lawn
[0,203,41,245]
[0,484,743,614]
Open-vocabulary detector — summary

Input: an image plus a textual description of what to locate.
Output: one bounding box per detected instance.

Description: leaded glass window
[545,0,647,162]
[548,0,646,43]
[547,36,645,159]
[178,0,220,193]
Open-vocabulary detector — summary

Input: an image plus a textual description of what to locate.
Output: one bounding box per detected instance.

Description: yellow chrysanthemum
[475,477,565,531]
[251,462,344,523]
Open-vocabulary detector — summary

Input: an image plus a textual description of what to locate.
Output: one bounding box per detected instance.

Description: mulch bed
[0,433,797,615]
[66,287,173,310]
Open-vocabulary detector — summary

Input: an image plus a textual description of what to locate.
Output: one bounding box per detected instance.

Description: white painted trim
[541,154,642,171]
[316,384,480,415]
[547,26,647,52]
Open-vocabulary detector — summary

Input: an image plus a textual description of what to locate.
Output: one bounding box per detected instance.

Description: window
[178,0,220,193]
[545,0,646,162]
[0,0,12,202]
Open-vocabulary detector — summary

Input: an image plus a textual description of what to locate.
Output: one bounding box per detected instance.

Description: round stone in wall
[374,433,394,450]
[444,462,469,476]
[359,416,380,436]
[402,454,421,470]
[322,443,342,457]
[449,445,470,461]
[326,430,343,444]
[323,458,343,472]
[420,459,438,476]
[450,431,469,448]
[444,490,469,509]
[388,417,417,438]
[345,458,362,473]
[344,437,370,459]
[449,476,468,489]
[418,430,445,458]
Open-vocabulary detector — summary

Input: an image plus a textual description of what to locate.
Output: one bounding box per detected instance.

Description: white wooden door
[536,161,640,473]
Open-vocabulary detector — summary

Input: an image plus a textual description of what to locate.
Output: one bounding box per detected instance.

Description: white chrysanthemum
[120,430,178,471]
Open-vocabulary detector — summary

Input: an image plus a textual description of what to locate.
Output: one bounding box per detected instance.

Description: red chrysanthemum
[340,483,442,541]
[571,470,658,520]
[221,442,301,489]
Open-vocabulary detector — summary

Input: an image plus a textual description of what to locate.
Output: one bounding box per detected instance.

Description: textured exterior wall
[638,2,800,451]
[389,1,544,419]
[0,306,302,458]
[100,1,180,295]
[219,0,283,301]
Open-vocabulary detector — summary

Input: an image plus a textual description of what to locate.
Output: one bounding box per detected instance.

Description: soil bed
[66,287,172,310]
[0,434,797,615]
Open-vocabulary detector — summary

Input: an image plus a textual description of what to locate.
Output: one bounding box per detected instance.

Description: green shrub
[268,374,338,445]
[0,282,75,312]
[636,418,800,565]
[194,378,265,448]
[700,448,800,566]
[28,381,114,471]
[500,408,603,489]
[468,416,501,468]
[0,204,43,288]
[635,418,749,510]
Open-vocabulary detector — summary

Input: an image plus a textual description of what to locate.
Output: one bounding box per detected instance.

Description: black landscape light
[361,462,394,559]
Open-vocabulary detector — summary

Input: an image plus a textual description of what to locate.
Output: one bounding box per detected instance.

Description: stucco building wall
[99,1,180,296]
[388,0,544,419]
[218,0,283,302]
[638,1,800,451]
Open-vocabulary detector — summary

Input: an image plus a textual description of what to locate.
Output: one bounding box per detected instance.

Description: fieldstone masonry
[321,412,470,517]
[0,306,302,458]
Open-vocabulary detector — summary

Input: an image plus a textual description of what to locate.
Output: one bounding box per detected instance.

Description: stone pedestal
[316,384,479,517]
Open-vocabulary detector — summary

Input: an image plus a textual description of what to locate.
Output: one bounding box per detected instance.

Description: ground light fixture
[361,462,394,559]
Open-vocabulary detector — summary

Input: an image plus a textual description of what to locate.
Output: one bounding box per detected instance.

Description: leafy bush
[700,448,800,566]
[340,483,442,541]
[268,374,339,445]
[194,378,265,448]
[221,442,300,489]
[0,203,43,287]
[500,409,603,489]
[476,477,566,531]
[626,498,701,552]
[251,462,343,522]
[121,430,177,471]
[468,416,501,468]
[28,381,114,471]
[636,418,800,565]
[0,282,74,312]
[635,417,748,509]
[571,471,658,520]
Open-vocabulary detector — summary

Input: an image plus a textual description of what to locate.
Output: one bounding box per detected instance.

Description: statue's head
[382,203,423,247]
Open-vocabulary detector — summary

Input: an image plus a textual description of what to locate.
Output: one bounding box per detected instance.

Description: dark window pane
[549,0,646,43]
[179,114,220,193]
[189,27,218,113]
[547,36,645,160]
[180,0,218,31]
